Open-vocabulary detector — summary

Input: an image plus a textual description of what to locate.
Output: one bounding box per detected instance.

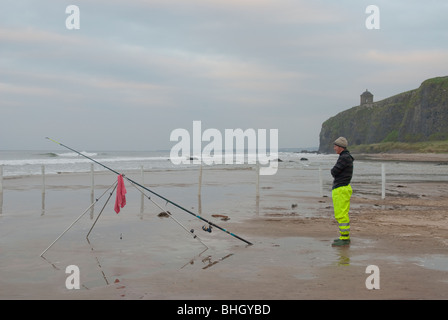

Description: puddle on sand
[412,255,448,272]
[10,205,447,296]
[227,236,354,281]
[37,235,347,291]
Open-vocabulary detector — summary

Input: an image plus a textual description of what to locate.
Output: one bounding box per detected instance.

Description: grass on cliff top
[349,140,448,154]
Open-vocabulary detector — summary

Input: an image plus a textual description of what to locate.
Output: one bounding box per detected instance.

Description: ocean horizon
[0,148,326,177]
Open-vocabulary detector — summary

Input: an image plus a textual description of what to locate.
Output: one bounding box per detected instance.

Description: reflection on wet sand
[87,238,110,286]
[3,159,448,299]
[201,253,234,270]
[41,237,237,291]
[334,247,350,266]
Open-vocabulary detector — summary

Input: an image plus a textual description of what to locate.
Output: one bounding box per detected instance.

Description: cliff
[318,76,448,153]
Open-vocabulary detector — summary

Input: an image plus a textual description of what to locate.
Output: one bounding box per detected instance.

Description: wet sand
[1,154,448,300]
[356,152,448,163]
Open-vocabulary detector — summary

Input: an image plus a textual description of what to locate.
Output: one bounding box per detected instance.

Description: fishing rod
[45,137,253,246]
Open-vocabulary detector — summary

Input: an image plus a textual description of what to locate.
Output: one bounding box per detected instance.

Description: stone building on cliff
[360,89,373,106]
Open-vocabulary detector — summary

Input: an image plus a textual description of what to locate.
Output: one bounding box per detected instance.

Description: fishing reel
[202,224,212,233]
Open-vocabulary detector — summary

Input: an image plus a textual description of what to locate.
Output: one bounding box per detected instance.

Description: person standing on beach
[331,137,354,247]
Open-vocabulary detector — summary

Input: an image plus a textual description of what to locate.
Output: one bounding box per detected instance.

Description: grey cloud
[1,0,447,150]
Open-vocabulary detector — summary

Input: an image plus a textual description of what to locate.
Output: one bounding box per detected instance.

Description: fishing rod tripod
[41,137,252,254]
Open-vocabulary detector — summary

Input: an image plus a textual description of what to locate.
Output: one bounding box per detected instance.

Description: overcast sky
[1,0,447,151]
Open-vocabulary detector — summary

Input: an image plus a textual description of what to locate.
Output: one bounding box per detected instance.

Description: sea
[0,150,446,186]
[0,149,331,177]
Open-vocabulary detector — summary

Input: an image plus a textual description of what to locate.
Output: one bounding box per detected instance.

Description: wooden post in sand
[256,163,260,198]
[0,165,3,215]
[198,162,203,197]
[140,165,144,214]
[381,163,386,199]
[41,165,45,215]
[0,165,3,194]
[198,163,203,214]
[319,166,323,197]
[90,164,95,217]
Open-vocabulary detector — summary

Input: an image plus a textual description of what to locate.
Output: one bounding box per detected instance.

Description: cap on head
[334,137,348,148]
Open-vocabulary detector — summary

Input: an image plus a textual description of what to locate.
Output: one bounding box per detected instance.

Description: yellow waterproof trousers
[332,185,352,240]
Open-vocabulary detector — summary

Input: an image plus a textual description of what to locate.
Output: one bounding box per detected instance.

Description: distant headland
[319,76,448,154]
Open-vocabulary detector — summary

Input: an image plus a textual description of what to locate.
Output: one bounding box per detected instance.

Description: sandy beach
[1,153,448,300]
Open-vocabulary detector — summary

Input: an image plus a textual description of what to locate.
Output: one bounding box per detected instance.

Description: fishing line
[45,137,252,246]
[128,181,209,250]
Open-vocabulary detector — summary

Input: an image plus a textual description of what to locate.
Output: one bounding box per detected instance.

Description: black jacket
[331,150,354,190]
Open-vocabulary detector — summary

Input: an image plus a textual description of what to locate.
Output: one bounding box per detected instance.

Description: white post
[140,166,144,214]
[42,165,46,194]
[90,164,94,193]
[90,164,95,216]
[198,162,203,197]
[41,165,46,215]
[319,166,323,197]
[198,162,203,214]
[256,163,260,198]
[0,165,3,215]
[381,163,386,199]
[0,165,3,194]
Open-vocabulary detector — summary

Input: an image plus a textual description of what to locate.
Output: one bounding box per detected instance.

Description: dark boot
[332,239,350,247]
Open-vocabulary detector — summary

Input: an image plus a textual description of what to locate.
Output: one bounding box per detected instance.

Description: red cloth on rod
[114,174,127,214]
